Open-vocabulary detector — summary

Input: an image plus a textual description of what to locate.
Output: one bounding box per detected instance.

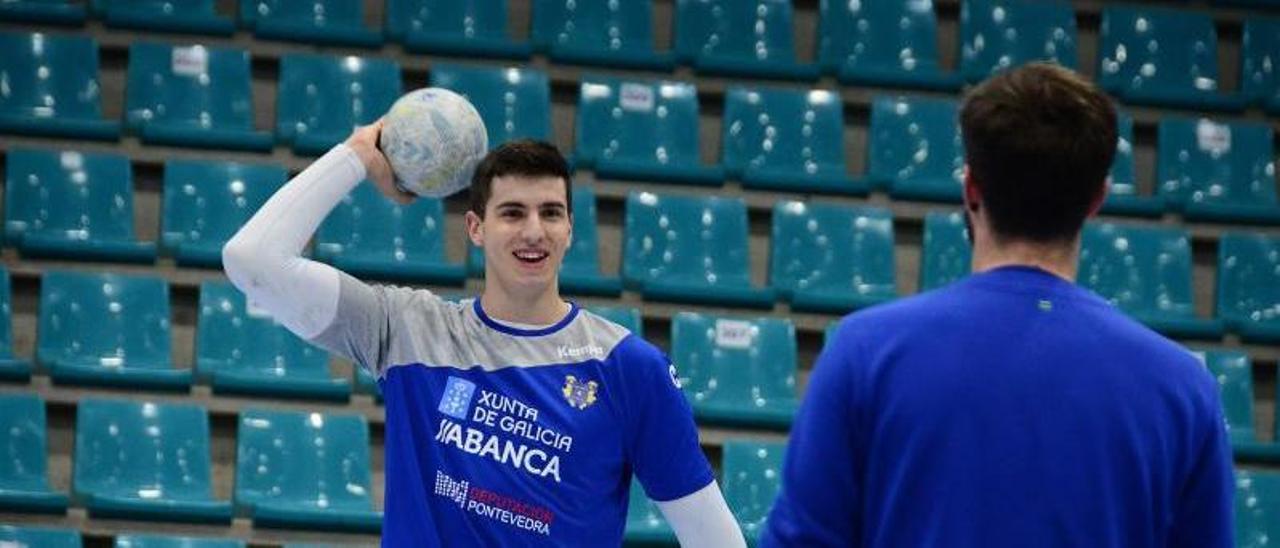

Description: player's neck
[479,284,570,326]
[972,235,1080,282]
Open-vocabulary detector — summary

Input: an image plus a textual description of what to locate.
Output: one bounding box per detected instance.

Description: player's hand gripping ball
[379,88,488,198]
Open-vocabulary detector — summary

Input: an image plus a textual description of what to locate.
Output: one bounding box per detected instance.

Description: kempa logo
[557,343,604,360]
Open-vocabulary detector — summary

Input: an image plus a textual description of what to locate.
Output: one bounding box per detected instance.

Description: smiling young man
[223,122,745,546]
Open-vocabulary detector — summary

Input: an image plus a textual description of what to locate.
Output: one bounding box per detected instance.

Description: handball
[378,88,488,198]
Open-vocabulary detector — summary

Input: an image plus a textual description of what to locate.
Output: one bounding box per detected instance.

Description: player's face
[470,175,572,296]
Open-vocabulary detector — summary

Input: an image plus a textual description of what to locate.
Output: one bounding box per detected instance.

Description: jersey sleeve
[308,272,440,378]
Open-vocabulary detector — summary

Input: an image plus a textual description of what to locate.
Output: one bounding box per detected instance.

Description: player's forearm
[657,481,748,548]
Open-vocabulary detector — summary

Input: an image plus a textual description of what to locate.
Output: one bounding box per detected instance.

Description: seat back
[1196,349,1256,443]
[161,159,285,254]
[959,0,1077,80]
[115,534,245,548]
[430,63,550,146]
[74,398,215,502]
[1156,118,1278,208]
[1078,223,1196,318]
[240,0,366,28]
[5,148,138,245]
[1242,18,1280,104]
[384,0,512,42]
[0,268,16,358]
[1235,470,1280,548]
[1108,114,1139,199]
[919,211,972,291]
[532,0,657,54]
[770,201,895,300]
[276,53,402,145]
[585,306,642,336]
[868,96,964,193]
[674,0,800,65]
[1098,7,1224,95]
[575,77,704,168]
[314,183,451,266]
[563,187,605,278]
[0,394,53,493]
[1216,232,1280,326]
[125,42,256,131]
[671,312,797,411]
[0,31,106,121]
[0,525,81,548]
[722,87,846,177]
[721,440,786,538]
[622,192,753,289]
[195,281,329,382]
[37,270,171,369]
[235,408,375,512]
[817,0,944,75]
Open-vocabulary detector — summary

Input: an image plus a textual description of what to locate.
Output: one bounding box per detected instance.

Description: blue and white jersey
[312,274,713,546]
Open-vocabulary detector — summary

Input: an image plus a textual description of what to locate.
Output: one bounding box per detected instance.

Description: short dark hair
[960,63,1117,243]
[469,140,572,218]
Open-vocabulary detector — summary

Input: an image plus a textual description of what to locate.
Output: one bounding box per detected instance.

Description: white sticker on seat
[714,319,755,349]
[172,45,209,77]
[1195,119,1231,156]
[620,83,655,112]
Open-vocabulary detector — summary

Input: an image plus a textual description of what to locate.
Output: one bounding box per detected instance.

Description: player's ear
[465,210,484,247]
[962,164,981,213]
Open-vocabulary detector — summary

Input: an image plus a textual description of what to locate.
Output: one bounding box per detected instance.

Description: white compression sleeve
[222,144,366,339]
[657,481,748,548]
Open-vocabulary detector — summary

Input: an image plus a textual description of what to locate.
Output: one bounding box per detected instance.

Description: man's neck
[479,284,570,326]
[971,238,1080,282]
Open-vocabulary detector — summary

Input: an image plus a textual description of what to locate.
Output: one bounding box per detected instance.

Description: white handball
[378,88,488,198]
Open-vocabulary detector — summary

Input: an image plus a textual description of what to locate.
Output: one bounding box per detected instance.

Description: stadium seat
[671,312,798,428]
[0,31,120,140]
[277,53,401,155]
[74,398,231,523]
[196,280,349,401]
[429,63,551,147]
[771,201,896,313]
[38,270,190,391]
[96,0,234,35]
[721,86,867,195]
[240,0,381,47]
[919,211,972,291]
[354,365,381,401]
[282,544,376,548]
[0,1,85,24]
[1236,469,1280,547]
[1078,223,1224,339]
[623,192,774,308]
[1097,6,1247,111]
[625,477,675,543]
[1102,114,1164,217]
[161,159,285,267]
[0,525,81,547]
[1241,18,1280,113]
[959,0,1077,82]
[868,96,965,202]
[585,306,643,336]
[818,0,962,90]
[114,534,245,548]
[385,0,531,59]
[124,42,272,151]
[314,183,465,285]
[531,0,674,70]
[561,188,622,296]
[0,394,68,513]
[1217,232,1280,343]
[0,268,32,382]
[1156,117,1280,225]
[674,0,819,80]
[1198,350,1280,462]
[722,440,786,542]
[576,77,724,185]
[235,408,381,532]
[4,148,157,263]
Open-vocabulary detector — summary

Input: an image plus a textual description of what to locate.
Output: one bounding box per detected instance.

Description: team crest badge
[562,376,599,410]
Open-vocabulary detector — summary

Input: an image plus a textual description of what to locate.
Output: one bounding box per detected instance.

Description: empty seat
[819,0,962,90]
[721,86,866,194]
[74,398,231,522]
[38,270,189,391]
[115,535,245,548]
[868,96,965,202]
[429,63,551,147]
[97,0,234,35]
[1102,113,1164,217]
[353,366,382,401]
[531,0,674,70]
[1242,18,1280,113]
[1097,6,1246,111]
[1217,232,1280,343]
[0,394,68,513]
[0,31,119,140]
[240,0,381,47]
[4,148,156,263]
[125,42,272,151]
[771,201,896,313]
[722,440,786,542]
[576,77,724,185]
[559,187,622,296]
[919,211,972,291]
[1156,117,1280,224]
[314,183,465,285]
[0,268,32,381]
[0,1,85,24]
[959,0,1077,82]
[623,192,774,308]
[585,306,643,336]
[671,312,798,428]
[0,525,81,547]
[235,408,381,532]
[196,280,349,401]
[1078,223,1224,339]
[625,477,675,543]
[161,159,285,267]
[1236,470,1280,547]
[385,0,530,59]
[674,0,818,80]
[1197,350,1279,462]
[277,53,401,155]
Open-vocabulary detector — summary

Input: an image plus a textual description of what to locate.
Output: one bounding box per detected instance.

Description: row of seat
[1,526,368,548]
[2,0,1279,113]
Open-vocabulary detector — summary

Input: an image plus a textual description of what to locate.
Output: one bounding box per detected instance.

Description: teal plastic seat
[385,0,530,59]
[429,63,550,147]
[576,77,724,185]
[585,306,642,336]
[0,1,85,24]
[623,192,775,308]
[868,96,964,202]
[353,366,382,402]
[560,188,622,296]
[96,0,234,35]
[959,0,1077,82]
[0,31,120,140]
[671,312,797,428]
[531,0,674,70]
[1197,350,1279,462]
[722,86,866,195]
[161,159,285,267]
[75,398,231,523]
[197,281,349,401]
[919,211,972,291]
[277,53,401,155]
[125,42,272,151]
[315,183,465,285]
[1098,7,1247,111]
[674,0,818,80]
[115,534,245,548]
[625,477,675,543]
[771,201,896,313]
[819,0,962,90]
[235,408,381,532]
[0,268,32,381]
[283,544,376,548]
[1102,114,1164,217]
[1242,18,1280,114]
[38,270,189,391]
[722,440,786,543]
[1217,232,1280,343]
[1156,117,1280,225]
[0,525,81,547]
[1078,223,1224,339]
[0,394,68,513]
[5,148,157,263]
[1236,470,1280,547]
[240,0,382,47]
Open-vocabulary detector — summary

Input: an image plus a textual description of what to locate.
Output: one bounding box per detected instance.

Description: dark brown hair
[469,139,572,218]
